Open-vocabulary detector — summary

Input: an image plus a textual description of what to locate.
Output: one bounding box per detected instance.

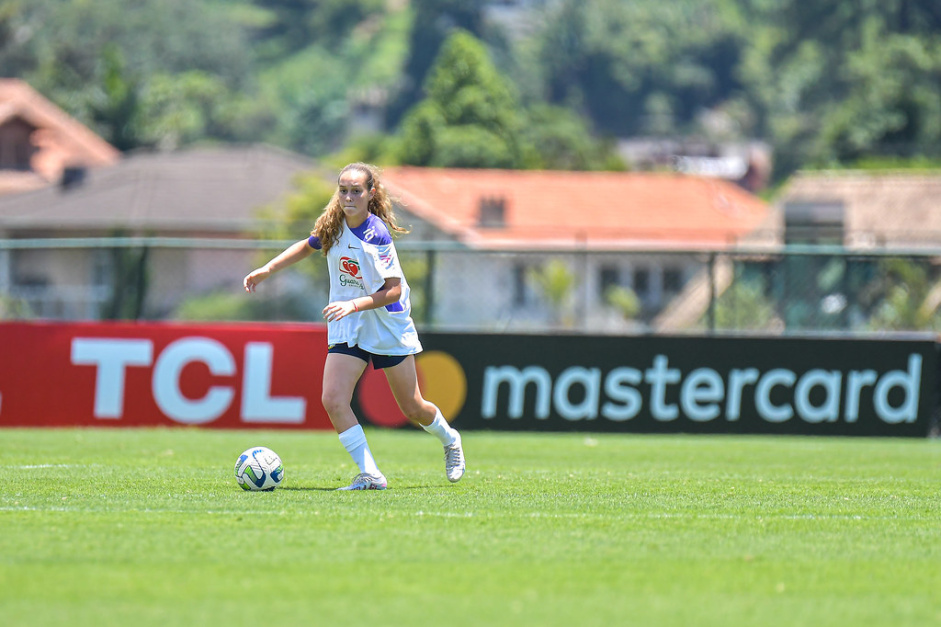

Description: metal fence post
[708,252,717,333]
[424,248,436,327]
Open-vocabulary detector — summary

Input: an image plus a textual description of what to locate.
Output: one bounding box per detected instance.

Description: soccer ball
[234,446,284,491]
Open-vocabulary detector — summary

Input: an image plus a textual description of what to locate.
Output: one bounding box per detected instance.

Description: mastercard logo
[357,351,467,428]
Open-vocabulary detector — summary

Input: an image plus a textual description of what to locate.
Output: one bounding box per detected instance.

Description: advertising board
[0,321,332,429]
[1,322,935,436]
[357,333,937,437]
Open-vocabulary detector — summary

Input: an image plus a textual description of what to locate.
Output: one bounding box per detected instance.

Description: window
[599,265,619,298]
[0,120,36,171]
[633,267,650,297]
[663,267,683,294]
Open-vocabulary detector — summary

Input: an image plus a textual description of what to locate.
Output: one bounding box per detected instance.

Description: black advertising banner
[364,333,938,437]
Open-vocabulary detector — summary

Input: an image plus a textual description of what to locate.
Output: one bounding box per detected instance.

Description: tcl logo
[339,256,361,278]
[71,337,307,425]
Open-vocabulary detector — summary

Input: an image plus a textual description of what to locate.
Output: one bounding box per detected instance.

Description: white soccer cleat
[444,434,465,483]
[337,472,387,491]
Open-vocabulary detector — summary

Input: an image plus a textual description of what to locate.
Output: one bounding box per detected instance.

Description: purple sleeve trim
[307,235,322,250]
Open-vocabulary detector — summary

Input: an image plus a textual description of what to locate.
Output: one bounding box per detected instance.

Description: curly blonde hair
[311,163,408,254]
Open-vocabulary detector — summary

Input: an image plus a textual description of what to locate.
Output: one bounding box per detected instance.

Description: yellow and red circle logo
[357,350,467,427]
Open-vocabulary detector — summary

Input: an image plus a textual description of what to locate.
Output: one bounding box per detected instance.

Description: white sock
[421,407,459,446]
[338,424,381,476]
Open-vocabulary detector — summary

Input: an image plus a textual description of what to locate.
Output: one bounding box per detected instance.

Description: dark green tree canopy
[396,30,523,168]
[2,0,939,180]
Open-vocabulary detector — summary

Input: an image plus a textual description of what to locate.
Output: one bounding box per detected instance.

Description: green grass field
[1,428,939,627]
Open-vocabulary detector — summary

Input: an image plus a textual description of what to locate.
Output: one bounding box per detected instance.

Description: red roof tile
[382,167,771,249]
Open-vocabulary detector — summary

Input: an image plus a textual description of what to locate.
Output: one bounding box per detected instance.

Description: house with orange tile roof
[0,79,120,196]
[381,167,773,330]
[383,167,771,249]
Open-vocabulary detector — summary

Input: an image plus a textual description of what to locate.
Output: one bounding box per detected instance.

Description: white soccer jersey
[308,214,422,355]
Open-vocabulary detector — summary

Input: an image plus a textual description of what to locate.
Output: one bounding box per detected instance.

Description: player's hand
[243,267,270,293]
[322,300,357,322]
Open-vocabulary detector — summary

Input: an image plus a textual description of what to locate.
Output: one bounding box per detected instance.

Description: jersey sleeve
[307,235,322,250]
[356,216,402,280]
[368,240,403,280]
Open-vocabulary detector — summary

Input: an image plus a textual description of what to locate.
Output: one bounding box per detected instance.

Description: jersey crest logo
[339,256,362,279]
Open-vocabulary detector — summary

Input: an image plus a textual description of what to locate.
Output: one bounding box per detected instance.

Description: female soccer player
[243,163,465,490]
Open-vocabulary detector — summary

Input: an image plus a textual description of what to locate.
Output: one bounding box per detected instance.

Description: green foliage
[254,172,334,289]
[529,259,576,324]
[3,0,940,176]
[736,0,941,178]
[394,30,621,170]
[173,289,318,321]
[261,171,336,239]
[249,0,385,63]
[88,45,142,151]
[323,133,400,170]
[385,0,487,126]
[2,0,258,150]
[536,0,744,138]
[605,285,642,320]
[396,30,524,168]
[845,156,941,172]
[0,293,33,320]
[137,71,265,149]
[255,5,409,156]
[257,47,350,155]
[866,258,941,331]
[711,278,779,331]
[522,104,626,170]
[101,245,149,321]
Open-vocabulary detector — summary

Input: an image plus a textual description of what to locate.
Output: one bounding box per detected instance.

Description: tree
[396,30,524,168]
[522,104,625,170]
[90,45,143,151]
[530,260,577,326]
[605,285,642,321]
[102,242,149,321]
[384,0,487,127]
[534,0,745,138]
[137,71,266,149]
[249,0,385,64]
[735,0,941,177]
[866,258,941,331]
[2,0,260,150]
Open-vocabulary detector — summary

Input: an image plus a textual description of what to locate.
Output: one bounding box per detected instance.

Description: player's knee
[397,399,433,423]
[321,390,349,416]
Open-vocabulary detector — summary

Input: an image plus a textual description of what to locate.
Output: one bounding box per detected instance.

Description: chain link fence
[2,237,940,335]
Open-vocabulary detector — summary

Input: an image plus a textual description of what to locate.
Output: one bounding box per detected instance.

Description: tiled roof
[0,145,314,234]
[382,167,771,249]
[0,79,120,193]
[780,171,941,247]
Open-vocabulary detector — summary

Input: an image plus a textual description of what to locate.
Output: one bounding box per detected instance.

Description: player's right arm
[243,238,317,292]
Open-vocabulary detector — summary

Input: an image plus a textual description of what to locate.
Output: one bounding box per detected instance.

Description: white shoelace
[445,443,464,467]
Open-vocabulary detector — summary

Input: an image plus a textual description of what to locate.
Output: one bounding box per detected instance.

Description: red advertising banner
[0,321,333,429]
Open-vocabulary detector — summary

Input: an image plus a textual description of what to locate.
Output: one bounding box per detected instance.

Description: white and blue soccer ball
[234,446,284,491]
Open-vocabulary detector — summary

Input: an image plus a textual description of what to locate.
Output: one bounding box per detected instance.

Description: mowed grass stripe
[0,428,939,627]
